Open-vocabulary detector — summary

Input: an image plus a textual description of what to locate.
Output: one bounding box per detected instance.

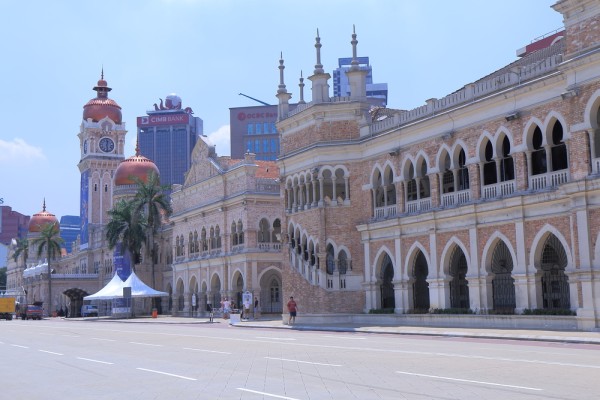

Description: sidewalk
[72,315,600,345]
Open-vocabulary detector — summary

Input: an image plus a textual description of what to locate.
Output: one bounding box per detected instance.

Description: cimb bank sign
[137,114,190,126]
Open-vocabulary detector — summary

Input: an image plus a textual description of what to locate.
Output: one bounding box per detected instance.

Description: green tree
[31,222,63,315]
[106,199,146,273]
[133,171,172,291]
[12,238,29,268]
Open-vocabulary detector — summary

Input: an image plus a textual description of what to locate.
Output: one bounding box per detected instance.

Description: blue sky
[0,0,563,219]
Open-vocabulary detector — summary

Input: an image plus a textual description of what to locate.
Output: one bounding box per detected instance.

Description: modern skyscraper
[229,105,280,160]
[137,94,203,194]
[59,215,80,253]
[0,205,30,245]
[332,56,388,106]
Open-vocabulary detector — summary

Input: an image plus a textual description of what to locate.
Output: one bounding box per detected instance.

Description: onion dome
[82,70,122,124]
[29,199,59,233]
[114,144,160,186]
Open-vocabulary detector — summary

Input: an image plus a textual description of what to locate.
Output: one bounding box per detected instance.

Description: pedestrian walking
[253,298,259,319]
[287,296,297,325]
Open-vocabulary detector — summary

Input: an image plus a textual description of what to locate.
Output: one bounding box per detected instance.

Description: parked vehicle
[23,305,43,320]
[81,305,99,317]
[0,297,16,320]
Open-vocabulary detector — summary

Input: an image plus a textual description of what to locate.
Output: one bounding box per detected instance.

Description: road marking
[265,357,342,367]
[61,335,79,338]
[11,344,28,349]
[129,341,163,347]
[237,388,299,400]
[39,350,63,355]
[321,335,366,340]
[183,347,231,355]
[76,357,114,365]
[256,337,296,341]
[91,338,116,342]
[137,368,196,381]
[396,371,543,391]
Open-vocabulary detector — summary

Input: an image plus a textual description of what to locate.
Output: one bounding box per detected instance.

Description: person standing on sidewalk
[287,296,298,325]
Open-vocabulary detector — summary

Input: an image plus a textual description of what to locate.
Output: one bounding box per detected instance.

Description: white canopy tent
[84,272,169,300]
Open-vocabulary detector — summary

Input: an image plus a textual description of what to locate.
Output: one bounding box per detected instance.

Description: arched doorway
[412,251,429,312]
[380,254,395,310]
[259,269,283,314]
[538,234,570,310]
[449,246,469,309]
[490,241,516,313]
[63,288,90,317]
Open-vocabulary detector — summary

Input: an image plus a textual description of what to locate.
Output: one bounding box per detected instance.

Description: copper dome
[114,149,160,186]
[82,75,122,124]
[29,200,59,233]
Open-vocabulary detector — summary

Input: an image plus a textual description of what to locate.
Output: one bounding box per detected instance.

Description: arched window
[231,222,238,246]
[406,162,417,201]
[326,244,335,275]
[259,218,269,243]
[188,232,193,255]
[272,219,281,243]
[216,225,221,248]
[201,228,207,251]
[193,231,198,253]
[500,136,514,181]
[457,148,469,191]
[238,220,244,244]
[531,126,547,175]
[338,250,348,275]
[483,140,496,185]
[210,227,216,250]
[550,121,568,171]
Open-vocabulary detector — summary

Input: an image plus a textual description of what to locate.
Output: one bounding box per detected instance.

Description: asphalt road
[1,319,599,399]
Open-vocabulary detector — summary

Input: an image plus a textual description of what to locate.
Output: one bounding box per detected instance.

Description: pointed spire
[350,25,359,70]
[42,198,46,212]
[298,70,306,104]
[314,28,324,74]
[277,52,288,94]
[101,65,104,80]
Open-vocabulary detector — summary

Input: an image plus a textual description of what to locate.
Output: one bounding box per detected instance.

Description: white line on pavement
[76,357,114,365]
[321,335,366,340]
[237,388,300,400]
[183,347,232,355]
[91,338,116,342]
[396,371,543,391]
[265,357,342,367]
[11,344,28,348]
[39,350,63,355]
[129,341,163,347]
[255,337,296,341]
[137,368,197,381]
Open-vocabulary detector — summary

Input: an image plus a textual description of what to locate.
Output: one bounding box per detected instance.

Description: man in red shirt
[287,296,297,325]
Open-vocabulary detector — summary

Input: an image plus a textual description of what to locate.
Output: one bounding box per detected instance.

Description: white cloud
[0,138,46,164]
[206,125,231,156]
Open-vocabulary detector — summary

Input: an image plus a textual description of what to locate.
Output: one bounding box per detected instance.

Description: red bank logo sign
[237,111,277,121]
[137,114,189,126]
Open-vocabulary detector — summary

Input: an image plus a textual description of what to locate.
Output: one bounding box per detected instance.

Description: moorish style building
[277,0,600,330]
[168,138,283,315]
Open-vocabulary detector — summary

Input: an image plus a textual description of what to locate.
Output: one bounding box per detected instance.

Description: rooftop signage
[137,113,190,126]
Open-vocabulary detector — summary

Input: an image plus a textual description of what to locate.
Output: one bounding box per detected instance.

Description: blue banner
[80,170,89,248]
[113,242,131,280]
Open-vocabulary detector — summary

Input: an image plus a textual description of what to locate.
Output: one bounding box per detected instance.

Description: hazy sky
[0,0,563,219]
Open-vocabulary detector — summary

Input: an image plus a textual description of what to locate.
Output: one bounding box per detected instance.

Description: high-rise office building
[59,215,80,253]
[332,56,388,106]
[230,105,281,160]
[137,94,203,194]
[0,205,30,245]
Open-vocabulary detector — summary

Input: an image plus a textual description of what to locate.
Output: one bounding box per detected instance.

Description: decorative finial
[101,65,104,80]
[298,70,305,104]
[278,52,287,94]
[314,28,324,74]
[135,136,140,156]
[42,198,46,212]
[351,25,359,69]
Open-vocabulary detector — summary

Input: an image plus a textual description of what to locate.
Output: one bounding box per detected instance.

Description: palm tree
[31,222,63,316]
[12,238,29,268]
[132,171,172,291]
[105,199,146,273]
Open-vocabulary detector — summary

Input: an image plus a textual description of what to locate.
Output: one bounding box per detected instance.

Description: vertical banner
[80,170,89,248]
[113,242,131,281]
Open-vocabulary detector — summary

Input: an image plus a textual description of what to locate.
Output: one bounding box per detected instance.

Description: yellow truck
[0,297,16,320]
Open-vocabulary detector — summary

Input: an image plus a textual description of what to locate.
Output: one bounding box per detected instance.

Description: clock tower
[77,72,126,249]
